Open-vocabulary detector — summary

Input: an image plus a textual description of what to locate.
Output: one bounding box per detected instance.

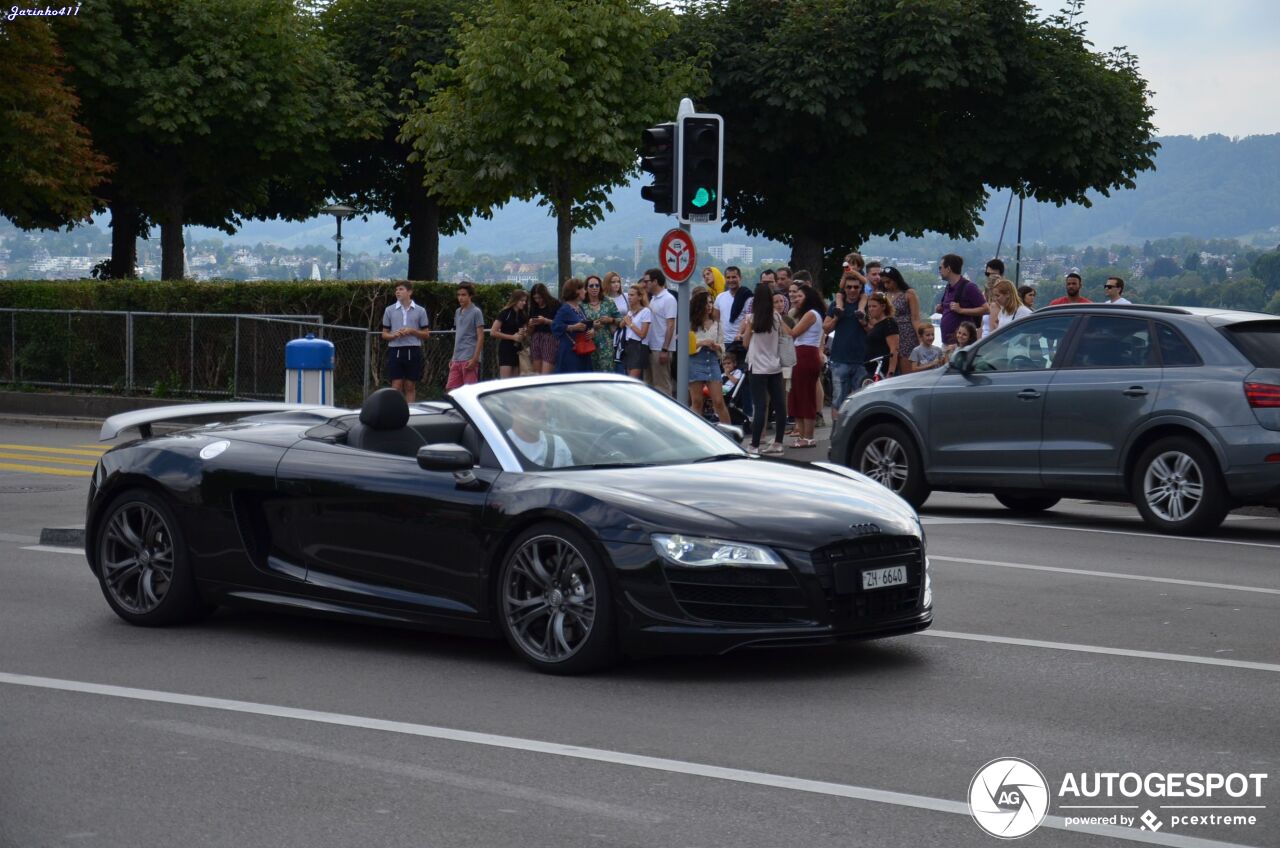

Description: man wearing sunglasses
[824,267,869,422]
[1103,276,1132,304]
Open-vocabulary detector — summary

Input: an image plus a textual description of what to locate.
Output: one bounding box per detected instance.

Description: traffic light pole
[676,221,692,407]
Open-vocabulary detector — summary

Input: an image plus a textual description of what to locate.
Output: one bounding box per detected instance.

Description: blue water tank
[285,334,334,370]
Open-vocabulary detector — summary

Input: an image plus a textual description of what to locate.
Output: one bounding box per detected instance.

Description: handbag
[573,330,596,356]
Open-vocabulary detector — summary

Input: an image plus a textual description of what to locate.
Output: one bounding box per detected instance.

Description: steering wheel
[1008,355,1036,371]
[585,423,636,462]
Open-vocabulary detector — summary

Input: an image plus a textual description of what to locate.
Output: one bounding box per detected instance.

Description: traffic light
[677,113,723,224]
[639,122,676,214]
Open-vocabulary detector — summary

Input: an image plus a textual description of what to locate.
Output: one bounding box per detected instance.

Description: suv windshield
[479,381,743,470]
[1223,321,1280,367]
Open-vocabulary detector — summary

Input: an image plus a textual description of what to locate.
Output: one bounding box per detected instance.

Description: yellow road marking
[0,462,90,477]
[0,452,98,467]
[0,444,108,457]
[74,444,111,450]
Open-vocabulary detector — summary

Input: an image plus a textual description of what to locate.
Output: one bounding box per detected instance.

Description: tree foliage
[0,17,110,229]
[681,0,1158,284]
[57,0,376,279]
[320,0,474,280]
[402,0,706,283]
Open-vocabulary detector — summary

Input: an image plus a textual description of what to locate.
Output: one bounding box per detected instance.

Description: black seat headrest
[360,388,410,430]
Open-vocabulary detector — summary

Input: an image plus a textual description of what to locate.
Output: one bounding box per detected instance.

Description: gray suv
[830,305,1280,534]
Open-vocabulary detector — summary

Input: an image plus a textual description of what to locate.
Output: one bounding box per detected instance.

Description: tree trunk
[159,191,186,280]
[790,233,825,287]
[108,200,139,279]
[406,186,440,282]
[554,187,573,294]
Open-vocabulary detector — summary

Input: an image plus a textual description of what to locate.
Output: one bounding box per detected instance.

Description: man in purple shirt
[935,253,986,345]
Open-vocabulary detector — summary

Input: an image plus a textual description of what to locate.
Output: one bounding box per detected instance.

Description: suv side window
[1154,323,1201,367]
[969,315,1075,373]
[1066,317,1154,368]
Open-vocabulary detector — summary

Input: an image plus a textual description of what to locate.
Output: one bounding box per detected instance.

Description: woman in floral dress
[580,274,621,372]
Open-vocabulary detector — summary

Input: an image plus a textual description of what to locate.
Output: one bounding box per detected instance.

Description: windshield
[478,381,743,470]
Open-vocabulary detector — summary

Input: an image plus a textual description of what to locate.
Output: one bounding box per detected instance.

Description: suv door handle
[1016,389,1041,400]
[1122,386,1148,397]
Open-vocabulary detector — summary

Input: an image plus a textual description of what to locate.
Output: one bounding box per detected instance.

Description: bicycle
[859,354,893,390]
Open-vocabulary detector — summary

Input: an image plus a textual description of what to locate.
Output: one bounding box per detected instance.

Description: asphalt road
[0,420,1277,848]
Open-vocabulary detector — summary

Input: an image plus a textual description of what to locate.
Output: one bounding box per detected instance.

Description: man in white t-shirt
[1103,276,1132,305]
[644,268,677,397]
[714,265,749,349]
[504,394,573,468]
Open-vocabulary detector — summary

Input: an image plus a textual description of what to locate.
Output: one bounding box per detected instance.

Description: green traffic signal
[691,187,713,208]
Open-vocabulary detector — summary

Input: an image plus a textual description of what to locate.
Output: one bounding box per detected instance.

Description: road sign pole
[676,221,691,406]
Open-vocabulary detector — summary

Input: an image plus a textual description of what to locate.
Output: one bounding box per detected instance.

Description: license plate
[862,565,908,590]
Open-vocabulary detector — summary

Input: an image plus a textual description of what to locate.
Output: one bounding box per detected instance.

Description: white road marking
[20,545,85,556]
[925,631,1280,673]
[932,556,1280,596]
[0,672,1257,848]
[922,517,1280,549]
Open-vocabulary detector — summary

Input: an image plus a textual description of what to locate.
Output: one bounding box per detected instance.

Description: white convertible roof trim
[100,402,345,441]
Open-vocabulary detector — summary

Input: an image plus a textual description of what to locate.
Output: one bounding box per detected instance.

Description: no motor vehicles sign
[659,229,697,283]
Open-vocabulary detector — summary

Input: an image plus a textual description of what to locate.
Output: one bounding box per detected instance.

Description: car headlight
[651,534,786,570]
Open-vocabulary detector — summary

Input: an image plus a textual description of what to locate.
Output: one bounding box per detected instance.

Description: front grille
[812,535,924,620]
[664,566,813,624]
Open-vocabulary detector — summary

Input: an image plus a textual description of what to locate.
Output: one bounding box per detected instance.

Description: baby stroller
[701,372,752,433]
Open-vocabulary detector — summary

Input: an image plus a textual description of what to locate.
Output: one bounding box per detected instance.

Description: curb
[0,414,103,430]
[40,526,85,547]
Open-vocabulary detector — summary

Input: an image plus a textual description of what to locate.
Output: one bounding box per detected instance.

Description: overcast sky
[1031,0,1278,137]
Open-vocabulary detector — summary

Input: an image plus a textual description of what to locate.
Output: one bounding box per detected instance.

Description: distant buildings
[708,243,753,264]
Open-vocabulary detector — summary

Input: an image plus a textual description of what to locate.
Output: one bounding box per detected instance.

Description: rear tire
[994,493,1061,514]
[852,423,931,508]
[1132,437,1228,535]
[497,522,618,675]
[94,488,206,626]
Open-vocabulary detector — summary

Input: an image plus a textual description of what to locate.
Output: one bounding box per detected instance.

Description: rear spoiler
[100,402,346,441]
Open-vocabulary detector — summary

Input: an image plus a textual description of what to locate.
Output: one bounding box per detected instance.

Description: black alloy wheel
[852,423,931,508]
[1132,436,1229,535]
[497,522,617,674]
[994,493,1061,514]
[95,489,207,625]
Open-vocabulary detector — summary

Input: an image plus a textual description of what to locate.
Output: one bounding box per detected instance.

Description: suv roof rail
[1043,303,1191,315]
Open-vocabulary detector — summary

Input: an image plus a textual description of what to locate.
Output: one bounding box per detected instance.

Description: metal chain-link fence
[1,308,502,408]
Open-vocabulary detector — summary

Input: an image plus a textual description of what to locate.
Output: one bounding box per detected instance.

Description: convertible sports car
[86,373,932,673]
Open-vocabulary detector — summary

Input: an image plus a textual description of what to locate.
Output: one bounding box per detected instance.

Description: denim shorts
[689,348,722,383]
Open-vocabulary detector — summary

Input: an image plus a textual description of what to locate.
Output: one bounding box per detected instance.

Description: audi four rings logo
[969,758,1051,839]
[848,523,881,536]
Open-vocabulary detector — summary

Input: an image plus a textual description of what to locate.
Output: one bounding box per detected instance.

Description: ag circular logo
[968,757,1050,839]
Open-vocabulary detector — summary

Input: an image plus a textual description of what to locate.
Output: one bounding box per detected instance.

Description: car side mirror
[417,443,474,473]
[949,348,974,373]
[714,422,744,444]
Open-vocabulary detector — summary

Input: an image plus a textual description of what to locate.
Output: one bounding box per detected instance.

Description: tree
[1147,257,1182,278]
[1252,250,1280,297]
[321,0,474,281]
[0,17,109,229]
[402,0,705,284]
[682,0,1157,284]
[59,0,375,279]
[1184,251,1202,271]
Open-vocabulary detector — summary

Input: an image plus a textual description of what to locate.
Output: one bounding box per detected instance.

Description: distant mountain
[56,132,1280,257]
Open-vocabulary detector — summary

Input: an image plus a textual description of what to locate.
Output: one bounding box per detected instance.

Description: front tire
[94,488,206,626]
[1132,437,1228,535]
[852,423,931,508]
[994,493,1061,514]
[497,522,617,675]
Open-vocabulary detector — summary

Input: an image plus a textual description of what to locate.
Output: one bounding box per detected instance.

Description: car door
[1040,315,1162,492]
[927,314,1077,485]
[275,439,497,618]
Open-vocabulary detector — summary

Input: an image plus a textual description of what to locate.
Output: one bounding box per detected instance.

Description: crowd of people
[379,255,1135,455]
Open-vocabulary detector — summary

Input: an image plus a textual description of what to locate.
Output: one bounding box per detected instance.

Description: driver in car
[504,394,574,468]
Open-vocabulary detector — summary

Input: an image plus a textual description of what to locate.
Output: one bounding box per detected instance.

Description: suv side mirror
[417,443,474,472]
[714,422,744,444]
[949,348,974,373]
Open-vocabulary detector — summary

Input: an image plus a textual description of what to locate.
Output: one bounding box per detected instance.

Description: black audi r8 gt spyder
[86,374,932,673]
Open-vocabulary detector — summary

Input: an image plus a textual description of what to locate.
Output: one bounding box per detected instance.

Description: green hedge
[0,279,523,330]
